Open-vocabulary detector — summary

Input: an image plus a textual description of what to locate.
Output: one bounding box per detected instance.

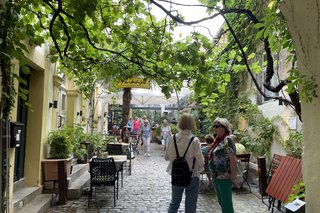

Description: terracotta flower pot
[41,157,73,181]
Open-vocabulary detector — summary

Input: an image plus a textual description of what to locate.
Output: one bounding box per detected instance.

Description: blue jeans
[168,177,200,213]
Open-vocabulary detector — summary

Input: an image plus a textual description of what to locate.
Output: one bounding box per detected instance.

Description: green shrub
[48,130,73,159]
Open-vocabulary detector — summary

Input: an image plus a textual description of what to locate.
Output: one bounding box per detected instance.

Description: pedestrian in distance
[140,119,152,157]
[165,113,204,213]
[201,134,215,186]
[160,119,172,156]
[171,117,177,125]
[132,117,141,142]
[126,117,133,132]
[208,118,239,213]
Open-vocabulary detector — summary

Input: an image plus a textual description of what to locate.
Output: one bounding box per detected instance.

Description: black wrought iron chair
[106,144,124,187]
[236,153,251,192]
[88,158,119,207]
[130,133,140,155]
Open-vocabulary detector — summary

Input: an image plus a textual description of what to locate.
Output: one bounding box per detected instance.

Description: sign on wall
[115,77,150,89]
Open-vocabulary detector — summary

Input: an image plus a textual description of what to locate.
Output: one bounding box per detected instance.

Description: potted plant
[85,131,104,157]
[42,129,74,181]
[70,125,89,163]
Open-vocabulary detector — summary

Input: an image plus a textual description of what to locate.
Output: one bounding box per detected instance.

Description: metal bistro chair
[106,144,125,187]
[236,153,251,192]
[88,158,119,207]
[130,133,140,155]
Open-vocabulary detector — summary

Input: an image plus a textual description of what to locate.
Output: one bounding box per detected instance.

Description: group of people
[126,116,152,157]
[125,116,177,157]
[126,113,245,212]
[164,113,247,213]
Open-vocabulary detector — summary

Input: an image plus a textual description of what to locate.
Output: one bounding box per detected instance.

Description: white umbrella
[103,87,190,105]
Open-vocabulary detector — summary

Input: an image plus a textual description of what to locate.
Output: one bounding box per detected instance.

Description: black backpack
[171,134,195,187]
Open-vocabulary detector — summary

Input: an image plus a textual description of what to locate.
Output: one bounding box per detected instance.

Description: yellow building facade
[7,43,86,212]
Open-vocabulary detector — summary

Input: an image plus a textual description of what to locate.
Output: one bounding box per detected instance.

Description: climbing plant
[281,131,303,158]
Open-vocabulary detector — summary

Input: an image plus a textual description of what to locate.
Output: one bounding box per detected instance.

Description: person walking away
[160,119,172,156]
[171,117,177,125]
[141,119,152,157]
[126,118,133,132]
[209,118,239,213]
[201,134,215,186]
[132,117,141,143]
[165,113,204,213]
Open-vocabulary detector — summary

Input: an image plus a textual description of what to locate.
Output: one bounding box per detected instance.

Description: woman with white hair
[208,117,239,213]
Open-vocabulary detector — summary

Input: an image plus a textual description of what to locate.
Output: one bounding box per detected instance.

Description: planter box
[41,157,73,181]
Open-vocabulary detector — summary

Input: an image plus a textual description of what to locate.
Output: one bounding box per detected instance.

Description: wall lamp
[49,100,58,108]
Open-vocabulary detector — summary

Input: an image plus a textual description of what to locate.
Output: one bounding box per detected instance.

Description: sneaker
[147,154,151,157]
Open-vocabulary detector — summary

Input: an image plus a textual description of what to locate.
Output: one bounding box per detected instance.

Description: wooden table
[107,155,127,169]
[108,155,127,188]
[265,156,302,210]
[90,155,127,170]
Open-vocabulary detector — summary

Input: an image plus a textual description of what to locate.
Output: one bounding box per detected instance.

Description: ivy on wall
[236,102,279,159]
[281,131,303,158]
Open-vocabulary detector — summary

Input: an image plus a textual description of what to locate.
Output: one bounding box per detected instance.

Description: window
[255,52,279,104]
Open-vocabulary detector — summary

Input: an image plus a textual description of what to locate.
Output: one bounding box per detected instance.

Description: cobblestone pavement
[46,142,275,213]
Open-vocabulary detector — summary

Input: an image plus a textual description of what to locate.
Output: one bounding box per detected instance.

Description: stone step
[69,163,89,185]
[16,194,52,213]
[42,162,89,192]
[67,170,90,200]
[13,186,44,213]
[13,163,89,212]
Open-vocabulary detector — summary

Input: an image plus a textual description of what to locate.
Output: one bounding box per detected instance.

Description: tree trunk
[121,88,131,128]
[281,1,320,211]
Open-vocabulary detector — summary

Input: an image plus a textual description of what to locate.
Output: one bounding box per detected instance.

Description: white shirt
[165,130,204,177]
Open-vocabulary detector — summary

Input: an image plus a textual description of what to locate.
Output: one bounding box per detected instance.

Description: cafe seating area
[88,157,119,207]
[86,136,136,207]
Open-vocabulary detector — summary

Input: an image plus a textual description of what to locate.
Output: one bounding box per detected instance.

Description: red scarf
[208,133,229,159]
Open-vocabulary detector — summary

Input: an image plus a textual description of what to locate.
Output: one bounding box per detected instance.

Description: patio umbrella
[103,87,190,105]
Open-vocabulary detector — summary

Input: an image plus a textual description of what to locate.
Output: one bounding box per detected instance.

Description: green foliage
[0,1,32,118]
[282,131,303,158]
[231,102,279,158]
[85,131,104,153]
[287,69,318,103]
[170,124,179,134]
[103,136,116,145]
[287,179,305,203]
[47,129,74,159]
[47,125,104,159]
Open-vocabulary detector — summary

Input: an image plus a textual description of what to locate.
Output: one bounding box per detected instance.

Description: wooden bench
[260,154,284,205]
[265,155,302,212]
